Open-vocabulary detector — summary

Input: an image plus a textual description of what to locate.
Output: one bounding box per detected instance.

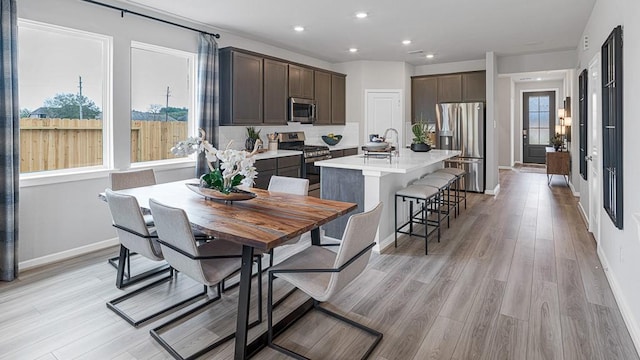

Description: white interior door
[588,55,602,243]
[365,90,403,147]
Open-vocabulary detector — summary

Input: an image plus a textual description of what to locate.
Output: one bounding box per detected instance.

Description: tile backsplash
[217,122,360,150]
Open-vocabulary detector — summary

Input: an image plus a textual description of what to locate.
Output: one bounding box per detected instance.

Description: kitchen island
[315,148,460,252]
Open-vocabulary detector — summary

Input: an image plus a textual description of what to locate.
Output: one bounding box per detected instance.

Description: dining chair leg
[108,269,209,328]
[114,245,171,290]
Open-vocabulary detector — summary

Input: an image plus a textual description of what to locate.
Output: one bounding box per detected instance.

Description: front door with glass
[523,91,556,164]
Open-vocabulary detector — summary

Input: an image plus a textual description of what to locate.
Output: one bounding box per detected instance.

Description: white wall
[414,59,486,76]
[15,0,338,265]
[496,77,512,167]
[577,0,640,351]
[484,52,499,194]
[498,49,577,74]
[333,60,412,144]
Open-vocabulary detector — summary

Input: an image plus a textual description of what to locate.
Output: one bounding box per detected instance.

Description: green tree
[160,106,188,121]
[20,108,31,118]
[43,93,101,119]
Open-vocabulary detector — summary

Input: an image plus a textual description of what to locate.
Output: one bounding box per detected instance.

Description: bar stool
[435,167,468,215]
[418,171,460,218]
[412,175,453,228]
[395,185,441,255]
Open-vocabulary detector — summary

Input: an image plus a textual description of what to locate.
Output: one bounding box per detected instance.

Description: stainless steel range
[277,132,330,197]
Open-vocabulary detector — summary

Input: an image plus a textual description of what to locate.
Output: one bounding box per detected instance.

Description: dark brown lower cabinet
[253,155,302,190]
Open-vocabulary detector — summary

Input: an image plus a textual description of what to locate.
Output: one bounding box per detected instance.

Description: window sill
[20,159,196,188]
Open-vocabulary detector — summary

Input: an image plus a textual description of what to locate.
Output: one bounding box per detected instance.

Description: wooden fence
[130,120,188,163]
[20,118,188,173]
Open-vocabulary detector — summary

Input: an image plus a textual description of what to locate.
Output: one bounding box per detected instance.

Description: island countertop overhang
[314,149,461,174]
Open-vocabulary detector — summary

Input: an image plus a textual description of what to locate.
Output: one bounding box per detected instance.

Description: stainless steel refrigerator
[436,102,485,192]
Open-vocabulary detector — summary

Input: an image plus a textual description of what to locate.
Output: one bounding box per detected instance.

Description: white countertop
[315,149,460,174]
[252,149,302,160]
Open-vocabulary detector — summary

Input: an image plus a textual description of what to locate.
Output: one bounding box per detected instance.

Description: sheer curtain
[196,33,219,178]
[0,0,19,281]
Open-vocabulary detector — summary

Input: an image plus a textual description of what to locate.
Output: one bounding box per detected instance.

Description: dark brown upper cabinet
[220,47,345,126]
[315,72,346,126]
[263,58,289,125]
[411,71,486,124]
[220,49,263,125]
[314,71,332,125]
[330,74,346,125]
[462,72,486,102]
[412,77,438,124]
[437,74,463,102]
[289,64,314,99]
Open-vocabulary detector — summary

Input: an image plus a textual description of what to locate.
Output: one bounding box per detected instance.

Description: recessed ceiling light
[425,54,435,59]
[402,40,412,45]
[349,48,358,53]
[536,77,543,81]
[355,12,368,19]
[293,26,305,32]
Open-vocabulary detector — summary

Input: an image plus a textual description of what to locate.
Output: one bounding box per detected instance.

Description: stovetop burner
[277,132,330,158]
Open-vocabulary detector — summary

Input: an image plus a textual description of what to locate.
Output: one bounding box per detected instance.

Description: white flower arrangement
[171,129,259,193]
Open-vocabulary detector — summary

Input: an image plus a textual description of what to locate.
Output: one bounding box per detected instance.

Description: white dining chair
[267,202,384,359]
[105,189,206,327]
[109,168,157,191]
[107,169,159,279]
[149,198,263,360]
[107,169,212,284]
[267,176,309,267]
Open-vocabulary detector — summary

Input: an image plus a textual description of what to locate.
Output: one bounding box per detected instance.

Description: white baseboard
[19,238,119,271]
[569,181,580,197]
[598,247,640,356]
[498,166,513,170]
[376,233,397,253]
[485,183,501,196]
[577,202,589,228]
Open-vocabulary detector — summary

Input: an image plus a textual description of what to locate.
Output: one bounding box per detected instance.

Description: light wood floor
[1,169,638,360]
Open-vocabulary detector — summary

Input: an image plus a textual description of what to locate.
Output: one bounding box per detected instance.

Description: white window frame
[18,19,113,185]
[129,41,197,168]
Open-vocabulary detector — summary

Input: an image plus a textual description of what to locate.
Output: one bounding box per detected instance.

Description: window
[130,42,196,163]
[601,25,623,229]
[579,69,588,180]
[527,94,552,145]
[18,20,111,174]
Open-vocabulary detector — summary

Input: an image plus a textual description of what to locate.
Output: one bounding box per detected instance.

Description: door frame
[587,54,602,243]
[364,89,403,147]
[518,87,561,163]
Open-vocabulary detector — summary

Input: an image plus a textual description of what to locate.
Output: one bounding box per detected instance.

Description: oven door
[304,155,330,197]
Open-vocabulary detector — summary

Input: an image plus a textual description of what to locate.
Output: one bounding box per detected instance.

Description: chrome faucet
[382,128,399,156]
[382,128,398,143]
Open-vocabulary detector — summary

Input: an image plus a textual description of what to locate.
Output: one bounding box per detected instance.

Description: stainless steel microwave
[289,97,316,124]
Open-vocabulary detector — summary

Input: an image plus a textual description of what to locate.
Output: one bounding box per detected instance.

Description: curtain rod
[81,0,220,39]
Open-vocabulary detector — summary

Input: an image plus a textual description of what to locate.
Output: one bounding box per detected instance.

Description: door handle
[586,155,593,161]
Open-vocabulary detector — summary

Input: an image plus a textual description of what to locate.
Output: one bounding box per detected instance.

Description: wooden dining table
[100,179,357,359]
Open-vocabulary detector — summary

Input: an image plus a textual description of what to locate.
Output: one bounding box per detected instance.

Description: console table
[546,147,570,185]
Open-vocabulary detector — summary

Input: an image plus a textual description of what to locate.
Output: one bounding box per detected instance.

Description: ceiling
[123,0,595,66]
